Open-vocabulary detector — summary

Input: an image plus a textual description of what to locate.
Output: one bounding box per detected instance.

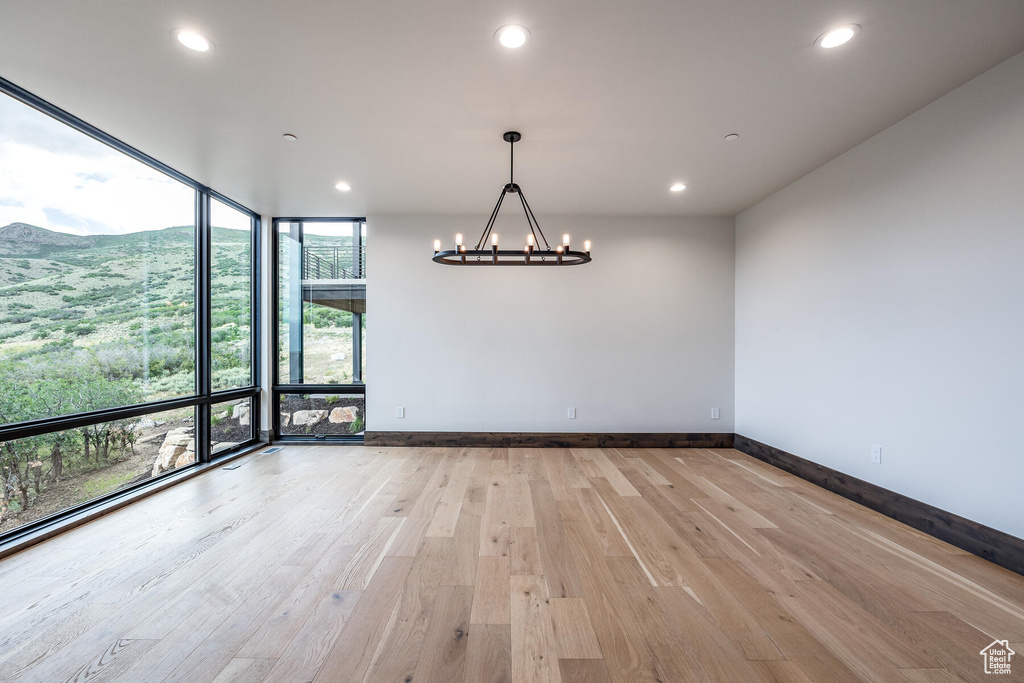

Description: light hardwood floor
[0,446,1022,682]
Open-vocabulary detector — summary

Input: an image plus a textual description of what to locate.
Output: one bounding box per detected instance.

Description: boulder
[233,404,250,426]
[292,409,327,426]
[328,406,359,424]
[281,413,291,427]
[153,427,195,476]
[174,442,196,469]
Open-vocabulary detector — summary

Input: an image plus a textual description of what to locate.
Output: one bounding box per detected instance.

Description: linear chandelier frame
[432,131,592,266]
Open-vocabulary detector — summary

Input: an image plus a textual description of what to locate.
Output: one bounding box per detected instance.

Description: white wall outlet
[567,407,576,419]
[711,407,720,420]
[396,406,405,418]
[871,444,882,464]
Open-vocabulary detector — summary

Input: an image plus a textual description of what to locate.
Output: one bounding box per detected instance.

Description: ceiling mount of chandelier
[433,131,592,267]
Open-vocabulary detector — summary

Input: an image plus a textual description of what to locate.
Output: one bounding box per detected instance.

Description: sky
[0,92,249,235]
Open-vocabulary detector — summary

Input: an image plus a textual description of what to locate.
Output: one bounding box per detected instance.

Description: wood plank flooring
[0,445,1022,682]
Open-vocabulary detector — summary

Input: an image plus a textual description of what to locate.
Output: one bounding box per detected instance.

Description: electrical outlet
[567,407,576,419]
[871,444,881,464]
[711,407,720,420]
[396,406,405,418]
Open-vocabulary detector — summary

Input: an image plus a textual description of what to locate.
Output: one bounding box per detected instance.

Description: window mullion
[196,190,212,463]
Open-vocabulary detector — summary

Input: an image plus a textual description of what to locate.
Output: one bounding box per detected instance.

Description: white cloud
[211,198,252,232]
[0,93,195,235]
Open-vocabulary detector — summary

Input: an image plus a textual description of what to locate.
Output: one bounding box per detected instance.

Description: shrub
[64,322,96,337]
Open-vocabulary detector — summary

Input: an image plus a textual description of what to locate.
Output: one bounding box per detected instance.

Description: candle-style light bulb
[455,233,463,246]
[584,240,591,253]
[563,233,571,247]
[491,233,499,246]
[527,234,534,246]
[556,245,564,253]
[433,239,441,253]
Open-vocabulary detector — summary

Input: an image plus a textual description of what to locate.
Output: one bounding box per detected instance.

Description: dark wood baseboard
[734,434,1024,578]
[364,431,734,449]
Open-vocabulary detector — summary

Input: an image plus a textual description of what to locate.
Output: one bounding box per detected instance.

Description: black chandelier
[433,131,592,266]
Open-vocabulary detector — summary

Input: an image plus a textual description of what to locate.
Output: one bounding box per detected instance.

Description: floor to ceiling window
[273,218,365,440]
[0,77,260,541]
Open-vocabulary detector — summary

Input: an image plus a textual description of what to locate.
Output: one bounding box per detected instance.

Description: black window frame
[0,75,263,548]
[271,217,365,443]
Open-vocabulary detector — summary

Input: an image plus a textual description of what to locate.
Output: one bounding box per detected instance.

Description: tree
[0,354,143,524]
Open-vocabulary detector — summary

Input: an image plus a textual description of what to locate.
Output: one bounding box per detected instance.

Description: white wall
[367,215,735,433]
[736,53,1024,537]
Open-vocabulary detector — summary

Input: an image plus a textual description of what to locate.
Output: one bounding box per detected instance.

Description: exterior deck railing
[303,245,365,279]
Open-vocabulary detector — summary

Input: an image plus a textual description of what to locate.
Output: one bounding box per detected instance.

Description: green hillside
[0,222,252,531]
[0,222,252,412]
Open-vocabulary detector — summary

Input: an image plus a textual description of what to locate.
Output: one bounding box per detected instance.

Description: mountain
[0,222,249,258]
[0,223,92,253]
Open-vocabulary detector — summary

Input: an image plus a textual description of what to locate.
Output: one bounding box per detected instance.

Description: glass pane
[277,220,365,385]
[211,397,253,455]
[0,92,196,427]
[277,220,300,384]
[210,199,253,391]
[0,406,195,535]
[278,393,364,437]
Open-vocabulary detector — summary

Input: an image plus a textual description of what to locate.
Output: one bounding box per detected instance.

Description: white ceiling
[1,0,1023,218]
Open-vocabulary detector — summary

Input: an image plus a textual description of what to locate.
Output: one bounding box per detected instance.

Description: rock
[292,409,327,426]
[137,418,155,429]
[174,443,196,469]
[233,404,250,426]
[281,413,291,427]
[330,352,346,361]
[328,406,359,423]
[215,411,228,420]
[153,427,194,476]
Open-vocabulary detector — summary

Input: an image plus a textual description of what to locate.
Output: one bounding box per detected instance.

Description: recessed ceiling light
[174,29,213,52]
[669,183,686,192]
[724,133,739,141]
[496,25,529,49]
[816,24,860,49]
[282,133,297,141]
[335,181,352,192]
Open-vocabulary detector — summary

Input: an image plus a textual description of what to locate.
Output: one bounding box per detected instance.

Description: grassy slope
[0,223,253,532]
[0,223,251,393]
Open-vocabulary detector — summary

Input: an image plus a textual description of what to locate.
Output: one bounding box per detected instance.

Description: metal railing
[303,245,365,280]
